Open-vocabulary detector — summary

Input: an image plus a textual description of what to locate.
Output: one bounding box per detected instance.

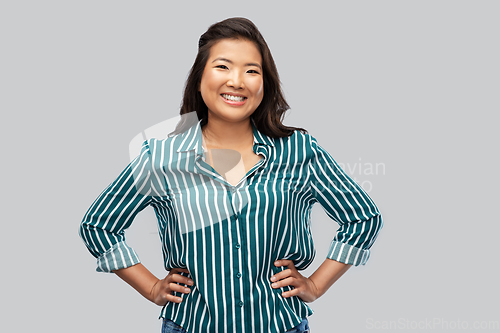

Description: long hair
[170,17,307,138]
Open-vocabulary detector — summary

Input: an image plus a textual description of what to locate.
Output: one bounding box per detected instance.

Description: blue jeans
[285,318,310,332]
[161,318,187,333]
[161,318,309,333]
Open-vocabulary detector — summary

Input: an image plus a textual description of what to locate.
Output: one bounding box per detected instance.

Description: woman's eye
[247,69,260,74]
[215,65,228,69]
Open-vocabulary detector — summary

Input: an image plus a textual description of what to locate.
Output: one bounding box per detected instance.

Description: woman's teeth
[222,94,246,102]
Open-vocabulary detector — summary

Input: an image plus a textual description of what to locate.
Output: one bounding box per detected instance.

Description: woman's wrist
[149,278,161,303]
[113,263,160,303]
[308,259,351,298]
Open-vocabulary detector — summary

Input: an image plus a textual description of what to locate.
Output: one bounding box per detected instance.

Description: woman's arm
[113,263,193,306]
[79,141,155,273]
[271,258,351,302]
[307,136,384,267]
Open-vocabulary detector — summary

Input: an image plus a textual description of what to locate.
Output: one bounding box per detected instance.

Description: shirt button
[238,301,244,307]
[235,243,241,249]
[236,272,241,278]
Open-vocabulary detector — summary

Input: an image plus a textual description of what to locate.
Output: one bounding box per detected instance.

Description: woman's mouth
[221,94,247,105]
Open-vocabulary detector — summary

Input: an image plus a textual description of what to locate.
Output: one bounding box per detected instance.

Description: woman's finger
[168,282,192,294]
[274,259,288,266]
[270,267,292,282]
[165,293,183,303]
[152,285,179,306]
[170,272,194,286]
[282,287,301,298]
[274,259,296,270]
[271,276,295,289]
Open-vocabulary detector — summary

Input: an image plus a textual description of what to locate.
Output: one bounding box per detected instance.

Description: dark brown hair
[170,17,307,138]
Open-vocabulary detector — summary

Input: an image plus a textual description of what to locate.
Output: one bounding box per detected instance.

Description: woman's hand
[270,259,320,303]
[150,268,194,306]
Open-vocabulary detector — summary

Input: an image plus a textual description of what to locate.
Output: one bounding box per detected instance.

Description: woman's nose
[227,72,244,89]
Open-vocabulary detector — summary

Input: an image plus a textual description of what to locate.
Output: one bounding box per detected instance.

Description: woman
[79,17,383,333]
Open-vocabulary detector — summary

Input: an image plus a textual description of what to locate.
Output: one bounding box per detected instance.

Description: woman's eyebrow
[212,57,262,70]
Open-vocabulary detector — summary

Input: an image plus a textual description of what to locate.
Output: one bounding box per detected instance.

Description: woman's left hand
[270,259,320,303]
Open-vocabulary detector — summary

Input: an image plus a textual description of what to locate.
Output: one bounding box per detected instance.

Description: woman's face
[199,38,264,125]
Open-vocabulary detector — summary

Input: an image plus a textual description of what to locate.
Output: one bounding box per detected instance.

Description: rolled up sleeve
[308,136,383,266]
[79,140,154,272]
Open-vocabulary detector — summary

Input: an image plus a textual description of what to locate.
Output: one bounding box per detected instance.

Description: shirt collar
[176,118,275,155]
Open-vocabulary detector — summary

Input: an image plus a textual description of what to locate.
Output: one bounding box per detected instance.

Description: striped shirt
[79,119,383,333]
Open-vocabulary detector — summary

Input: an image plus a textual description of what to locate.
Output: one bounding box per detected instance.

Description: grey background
[1,1,498,332]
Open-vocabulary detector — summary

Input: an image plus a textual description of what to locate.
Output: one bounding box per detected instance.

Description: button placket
[228,185,246,313]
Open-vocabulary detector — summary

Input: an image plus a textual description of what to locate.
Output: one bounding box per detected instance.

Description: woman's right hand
[150,268,194,306]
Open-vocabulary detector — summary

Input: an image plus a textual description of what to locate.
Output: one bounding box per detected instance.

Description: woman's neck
[202,118,254,150]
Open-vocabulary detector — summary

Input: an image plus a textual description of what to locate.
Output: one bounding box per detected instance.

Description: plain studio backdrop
[1,1,498,332]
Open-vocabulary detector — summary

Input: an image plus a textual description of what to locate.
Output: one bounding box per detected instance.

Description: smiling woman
[79,17,383,333]
[198,38,265,184]
[170,17,302,140]
[199,38,264,129]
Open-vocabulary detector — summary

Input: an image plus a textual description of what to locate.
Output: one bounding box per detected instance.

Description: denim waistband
[162,317,309,333]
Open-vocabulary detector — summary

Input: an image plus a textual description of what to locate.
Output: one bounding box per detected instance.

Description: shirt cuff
[326,241,370,266]
[96,241,141,273]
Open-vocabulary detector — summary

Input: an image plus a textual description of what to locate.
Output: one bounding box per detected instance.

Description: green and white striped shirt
[79,119,383,333]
